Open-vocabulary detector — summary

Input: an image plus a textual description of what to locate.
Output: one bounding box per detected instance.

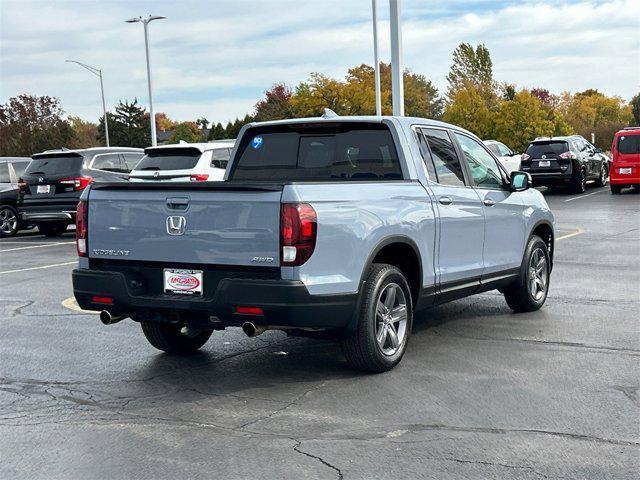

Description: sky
[1,0,638,125]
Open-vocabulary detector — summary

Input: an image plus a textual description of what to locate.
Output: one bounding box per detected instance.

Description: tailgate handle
[166,197,189,210]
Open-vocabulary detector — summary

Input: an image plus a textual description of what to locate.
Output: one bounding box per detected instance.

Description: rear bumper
[526,172,574,186]
[72,268,357,330]
[19,204,76,223]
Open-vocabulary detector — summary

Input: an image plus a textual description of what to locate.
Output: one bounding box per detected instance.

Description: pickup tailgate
[87,182,282,266]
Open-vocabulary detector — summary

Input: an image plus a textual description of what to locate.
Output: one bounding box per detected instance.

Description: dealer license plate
[538,160,550,167]
[37,185,50,194]
[163,269,203,295]
[619,168,632,174]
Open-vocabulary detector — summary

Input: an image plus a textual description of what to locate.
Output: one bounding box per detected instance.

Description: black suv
[520,135,610,193]
[0,157,31,237]
[18,147,144,237]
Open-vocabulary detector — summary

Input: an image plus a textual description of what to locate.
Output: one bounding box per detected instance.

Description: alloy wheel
[528,248,548,301]
[0,207,18,235]
[375,283,408,356]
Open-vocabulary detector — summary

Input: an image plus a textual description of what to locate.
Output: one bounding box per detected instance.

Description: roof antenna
[322,108,339,119]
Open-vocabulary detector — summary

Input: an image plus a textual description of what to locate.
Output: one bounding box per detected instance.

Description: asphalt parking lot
[0,185,638,479]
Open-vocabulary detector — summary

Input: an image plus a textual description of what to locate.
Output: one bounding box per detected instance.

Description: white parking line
[556,227,585,241]
[0,261,76,275]
[564,189,607,202]
[0,241,75,252]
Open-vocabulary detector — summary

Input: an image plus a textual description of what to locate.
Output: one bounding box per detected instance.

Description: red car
[610,127,640,194]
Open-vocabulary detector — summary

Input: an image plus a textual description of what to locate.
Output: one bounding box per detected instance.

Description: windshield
[134,150,201,171]
[618,134,640,154]
[525,141,569,158]
[229,123,402,181]
[25,156,83,176]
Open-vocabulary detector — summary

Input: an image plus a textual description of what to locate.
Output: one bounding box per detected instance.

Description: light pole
[371,0,381,116]
[66,60,110,146]
[126,15,166,147]
[389,0,404,116]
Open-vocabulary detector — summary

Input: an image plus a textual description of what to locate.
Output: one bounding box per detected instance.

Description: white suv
[129,140,235,182]
[483,140,521,173]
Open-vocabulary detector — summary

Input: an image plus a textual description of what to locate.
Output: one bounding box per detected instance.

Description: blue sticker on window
[251,136,263,149]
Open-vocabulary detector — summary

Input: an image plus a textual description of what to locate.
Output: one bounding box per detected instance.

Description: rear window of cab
[229,122,402,182]
[617,134,640,154]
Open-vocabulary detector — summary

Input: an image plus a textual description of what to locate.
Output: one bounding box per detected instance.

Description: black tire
[141,321,212,354]
[0,205,20,238]
[341,264,413,373]
[38,222,68,237]
[571,168,587,193]
[504,235,551,313]
[594,164,608,187]
[610,185,622,195]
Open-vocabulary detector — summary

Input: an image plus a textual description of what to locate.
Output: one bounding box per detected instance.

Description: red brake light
[18,178,27,194]
[190,174,209,182]
[91,296,113,305]
[235,306,263,315]
[280,203,317,266]
[559,151,576,160]
[60,176,93,191]
[76,199,88,257]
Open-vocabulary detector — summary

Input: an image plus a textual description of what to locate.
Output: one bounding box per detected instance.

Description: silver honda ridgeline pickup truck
[73,115,554,372]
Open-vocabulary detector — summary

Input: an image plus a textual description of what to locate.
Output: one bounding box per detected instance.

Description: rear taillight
[60,176,93,191]
[520,153,531,162]
[280,203,317,267]
[76,199,88,257]
[17,178,27,194]
[559,151,576,160]
[190,174,209,182]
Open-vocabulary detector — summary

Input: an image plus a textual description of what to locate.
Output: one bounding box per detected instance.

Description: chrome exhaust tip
[100,310,126,325]
[242,322,266,337]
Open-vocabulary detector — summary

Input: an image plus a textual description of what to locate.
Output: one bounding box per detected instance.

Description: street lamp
[371,0,381,116]
[66,60,110,146]
[125,15,166,147]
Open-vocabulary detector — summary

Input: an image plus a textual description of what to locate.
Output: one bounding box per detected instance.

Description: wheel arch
[530,220,554,271]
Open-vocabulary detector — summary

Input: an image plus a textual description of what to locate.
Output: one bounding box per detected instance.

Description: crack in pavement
[437,456,551,479]
[613,386,640,407]
[293,440,343,480]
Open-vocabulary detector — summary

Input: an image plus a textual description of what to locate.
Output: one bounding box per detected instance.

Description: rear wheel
[610,185,622,195]
[341,264,413,373]
[38,222,68,237]
[504,235,550,313]
[572,169,587,193]
[141,322,212,354]
[594,164,608,187]
[0,205,19,238]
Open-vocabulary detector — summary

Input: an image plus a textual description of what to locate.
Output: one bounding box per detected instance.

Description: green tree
[224,115,252,139]
[446,43,496,102]
[208,122,227,140]
[493,90,555,152]
[254,83,293,121]
[169,122,202,143]
[99,98,150,147]
[0,94,75,156]
[630,92,640,126]
[443,84,493,139]
[68,116,99,148]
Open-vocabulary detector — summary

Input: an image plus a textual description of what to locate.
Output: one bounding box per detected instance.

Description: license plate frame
[619,168,632,174]
[163,269,203,296]
[37,185,51,194]
[538,160,551,167]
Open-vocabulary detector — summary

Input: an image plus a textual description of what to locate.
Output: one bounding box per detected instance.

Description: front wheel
[341,264,413,372]
[504,236,550,312]
[594,165,608,187]
[141,322,212,354]
[0,205,19,237]
[38,222,68,237]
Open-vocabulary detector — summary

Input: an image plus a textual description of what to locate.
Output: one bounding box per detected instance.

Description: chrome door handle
[483,199,495,207]
[438,196,453,205]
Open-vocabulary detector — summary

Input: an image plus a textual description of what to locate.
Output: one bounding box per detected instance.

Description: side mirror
[595,148,603,154]
[510,171,531,192]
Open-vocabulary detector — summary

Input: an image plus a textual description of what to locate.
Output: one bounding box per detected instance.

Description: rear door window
[229,123,402,181]
[0,163,10,183]
[91,153,124,172]
[135,149,201,171]
[25,155,83,176]
[211,148,231,168]
[618,134,640,154]
[525,141,569,158]
[419,128,465,186]
[11,161,29,179]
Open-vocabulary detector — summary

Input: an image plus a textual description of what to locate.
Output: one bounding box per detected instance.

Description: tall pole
[372,0,381,116]
[389,0,404,116]
[65,60,110,146]
[143,21,157,147]
[98,72,110,147]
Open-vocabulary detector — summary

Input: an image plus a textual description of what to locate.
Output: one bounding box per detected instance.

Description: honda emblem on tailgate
[166,216,187,236]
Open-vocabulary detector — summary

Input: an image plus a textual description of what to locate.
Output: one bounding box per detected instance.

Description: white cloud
[1,0,638,124]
